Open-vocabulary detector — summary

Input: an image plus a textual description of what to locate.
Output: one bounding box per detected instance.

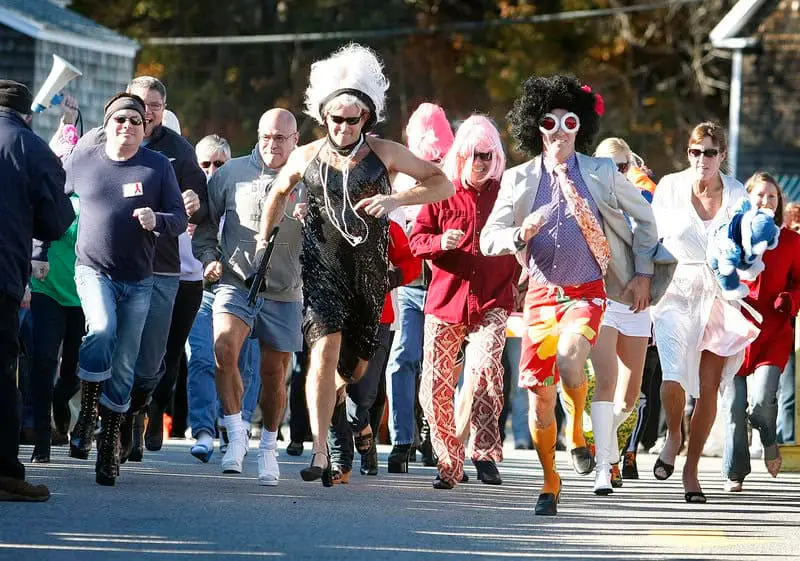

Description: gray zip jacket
[192,145,303,302]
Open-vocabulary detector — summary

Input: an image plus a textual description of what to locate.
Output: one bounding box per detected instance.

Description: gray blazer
[479,153,676,305]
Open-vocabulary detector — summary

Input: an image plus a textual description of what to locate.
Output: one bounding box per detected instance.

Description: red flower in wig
[582,85,605,116]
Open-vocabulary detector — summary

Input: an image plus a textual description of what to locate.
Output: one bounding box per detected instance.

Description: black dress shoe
[570,446,595,475]
[387,444,410,473]
[534,480,562,516]
[473,460,502,485]
[460,472,469,483]
[286,441,304,456]
[419,438,438,467]
[433,472,454,489]
[30,446,50,464]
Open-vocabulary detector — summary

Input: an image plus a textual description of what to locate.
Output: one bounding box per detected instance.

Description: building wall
[0,25,35,92]
[33,40,135,138]
[739,0,800,193]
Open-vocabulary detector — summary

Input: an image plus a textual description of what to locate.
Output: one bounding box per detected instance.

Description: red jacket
[409,180,517,325]
[381,220,421,324]
[740,227,800,374]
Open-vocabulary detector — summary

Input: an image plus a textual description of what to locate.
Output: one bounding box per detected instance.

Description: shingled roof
[0,0,138,57]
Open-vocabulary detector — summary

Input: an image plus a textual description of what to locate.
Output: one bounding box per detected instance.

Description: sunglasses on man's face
[200,160,225,169]
[113,115,143,126]
[328,113,363,126]
[474,152,493,162]
[616,162,630,174]
[688,148,720,158]
[539,112,581,135]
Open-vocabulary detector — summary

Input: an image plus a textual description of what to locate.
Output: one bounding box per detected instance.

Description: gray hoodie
[192,145,303,302]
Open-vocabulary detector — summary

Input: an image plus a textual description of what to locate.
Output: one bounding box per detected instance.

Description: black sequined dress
[301,143,391,371]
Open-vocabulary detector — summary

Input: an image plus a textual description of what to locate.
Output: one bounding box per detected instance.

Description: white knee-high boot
[591,401,614,495]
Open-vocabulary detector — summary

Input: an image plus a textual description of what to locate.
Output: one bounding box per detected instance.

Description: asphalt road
[1,441,799,560]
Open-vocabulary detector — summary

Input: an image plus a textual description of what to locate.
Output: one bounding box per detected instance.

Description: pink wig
[405,103,454,162]
[442,114,505,189]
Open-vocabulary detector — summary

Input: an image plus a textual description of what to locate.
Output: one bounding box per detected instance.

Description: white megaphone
[31,54,82,113]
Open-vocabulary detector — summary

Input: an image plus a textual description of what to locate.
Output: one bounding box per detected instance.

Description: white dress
[651,169,757,398]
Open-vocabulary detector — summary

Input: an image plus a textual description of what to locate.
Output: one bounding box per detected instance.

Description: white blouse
[650,168,750,397]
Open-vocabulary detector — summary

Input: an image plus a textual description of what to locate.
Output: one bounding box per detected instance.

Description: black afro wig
[507,74,601,157]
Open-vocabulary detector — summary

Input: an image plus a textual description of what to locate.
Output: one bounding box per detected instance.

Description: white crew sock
[223,412,245,438]
[260,430,278,451]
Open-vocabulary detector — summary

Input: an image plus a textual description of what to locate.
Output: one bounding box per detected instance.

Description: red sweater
[409,180,517,325]
[739,227,800,374]
[381,220,421,324]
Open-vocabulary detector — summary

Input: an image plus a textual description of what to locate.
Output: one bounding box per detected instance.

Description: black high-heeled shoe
[300,452,333,487]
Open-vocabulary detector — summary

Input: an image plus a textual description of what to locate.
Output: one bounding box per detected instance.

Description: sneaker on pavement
[221,431,248,474]
[257,448,279,486]
[723,479,743,492]
[593,465,613,496]
[0,476,50,502]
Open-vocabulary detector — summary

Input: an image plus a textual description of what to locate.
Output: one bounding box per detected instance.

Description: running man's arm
[256,144,313,248]
[356,138,454,218]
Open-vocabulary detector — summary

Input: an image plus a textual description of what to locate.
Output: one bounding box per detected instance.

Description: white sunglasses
[539,112,581,135]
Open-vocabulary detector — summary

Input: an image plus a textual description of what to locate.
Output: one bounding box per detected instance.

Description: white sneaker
[723,479,743,492]
[593,465,613,496]
[221,431,248,474]
[257,448,280,486]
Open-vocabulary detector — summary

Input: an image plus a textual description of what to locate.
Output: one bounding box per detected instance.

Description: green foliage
[69,0,737,174]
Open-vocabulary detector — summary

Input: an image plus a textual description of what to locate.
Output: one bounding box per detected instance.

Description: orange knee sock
[532,422,560,494]
[562,381,588,449]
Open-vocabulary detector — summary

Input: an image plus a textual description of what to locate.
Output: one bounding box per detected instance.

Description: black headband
[319,88,378,131]
[104,96,146,128]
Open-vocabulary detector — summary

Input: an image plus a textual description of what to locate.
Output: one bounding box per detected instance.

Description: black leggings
[30,292,84,446]
[624,345,663,453]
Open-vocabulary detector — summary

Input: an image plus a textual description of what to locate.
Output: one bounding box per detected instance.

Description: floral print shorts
[519,279,606,389]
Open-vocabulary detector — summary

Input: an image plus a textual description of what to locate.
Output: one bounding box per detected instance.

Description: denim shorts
[212,282,303,353]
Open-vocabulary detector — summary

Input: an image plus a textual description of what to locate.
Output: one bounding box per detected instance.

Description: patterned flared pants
[419,308,508,484]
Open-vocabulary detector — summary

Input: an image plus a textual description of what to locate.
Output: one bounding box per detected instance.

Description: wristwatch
[514,228,527,251]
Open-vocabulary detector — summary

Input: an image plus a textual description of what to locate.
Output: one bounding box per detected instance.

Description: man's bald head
[257,108,298,169]
[259,108,296,135]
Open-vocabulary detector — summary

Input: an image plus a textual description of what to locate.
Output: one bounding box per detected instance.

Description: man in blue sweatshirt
[193,108,303,485]
[74,77,207,462]
[0,80,75,502]
[66,93,187,486]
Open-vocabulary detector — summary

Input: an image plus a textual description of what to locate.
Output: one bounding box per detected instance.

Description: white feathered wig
[303,43,390,132]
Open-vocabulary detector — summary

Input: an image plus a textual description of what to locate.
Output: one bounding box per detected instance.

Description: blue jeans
[237,341,261,425]
[503,337,532,446]
[329,324,392,470]
[777,352,795,444]
[75,265,154,413]
[186,290,260,438]
[385,286,426,445]
[723,366,782,481]
[132,274,181,398]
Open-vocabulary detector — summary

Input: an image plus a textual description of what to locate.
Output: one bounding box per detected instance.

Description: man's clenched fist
[133,207,156,231]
